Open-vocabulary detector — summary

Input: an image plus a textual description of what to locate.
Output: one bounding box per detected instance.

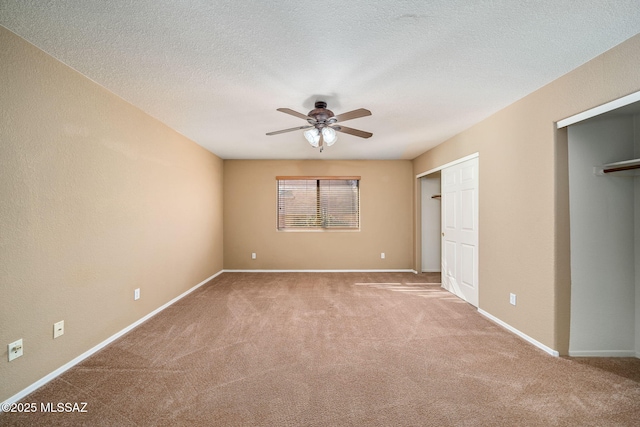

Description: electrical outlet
[54,320,64,338]
[510,293,517,306]
[8,339,23,361]
[134,288,140,300]
[251,253,257,259]
[381,253,385,259]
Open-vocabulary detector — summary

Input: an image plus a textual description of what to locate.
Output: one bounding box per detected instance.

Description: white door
[441,157,479,307]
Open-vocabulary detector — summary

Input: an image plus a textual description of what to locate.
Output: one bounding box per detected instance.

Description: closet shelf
[595,158,640,176]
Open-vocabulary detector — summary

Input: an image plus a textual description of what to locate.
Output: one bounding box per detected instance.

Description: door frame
[416,152,479,180]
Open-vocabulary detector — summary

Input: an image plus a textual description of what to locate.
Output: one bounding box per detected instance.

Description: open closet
[421,171,441,272]
[419,155,479,307]
[566,101,640,357]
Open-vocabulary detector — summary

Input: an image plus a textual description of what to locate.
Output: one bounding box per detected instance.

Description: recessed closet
[421,171,441,273]
[566,102,640,357]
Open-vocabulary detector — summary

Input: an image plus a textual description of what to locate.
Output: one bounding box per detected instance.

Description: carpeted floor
[2,272,639,426]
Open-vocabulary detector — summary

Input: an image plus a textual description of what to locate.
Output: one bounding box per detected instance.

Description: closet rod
[603,163,640,174]
[596,158,640,176]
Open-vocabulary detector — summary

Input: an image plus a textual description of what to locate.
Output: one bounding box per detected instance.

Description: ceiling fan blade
[332,125,373,139]
[333,108,372,123]
[266,125,313,136]
[277,108,311,121]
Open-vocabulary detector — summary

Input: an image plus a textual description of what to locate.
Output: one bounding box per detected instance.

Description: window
[277,177,360,230]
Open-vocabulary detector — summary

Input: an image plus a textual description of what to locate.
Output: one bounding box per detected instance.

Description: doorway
[566,105,640,357]
[421,171,441,273]
[419,154,479,307]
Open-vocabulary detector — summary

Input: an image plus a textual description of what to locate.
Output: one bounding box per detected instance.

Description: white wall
[568,115,636,356]
[421,173,441,272]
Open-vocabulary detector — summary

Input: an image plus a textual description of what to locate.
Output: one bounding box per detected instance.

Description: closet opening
[421,171,441,273]
[563,100,640,358]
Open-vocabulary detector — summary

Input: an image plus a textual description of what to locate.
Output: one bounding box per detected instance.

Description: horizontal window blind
[277,178,359,230]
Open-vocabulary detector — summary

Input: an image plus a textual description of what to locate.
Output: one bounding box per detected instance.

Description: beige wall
[0,27,224,401]
[224,160,413,270]
[413,33,640,354]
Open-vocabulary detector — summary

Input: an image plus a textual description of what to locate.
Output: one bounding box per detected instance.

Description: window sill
[276,228,361,233]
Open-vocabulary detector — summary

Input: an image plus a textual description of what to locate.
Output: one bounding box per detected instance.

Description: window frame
[276,176,361,232]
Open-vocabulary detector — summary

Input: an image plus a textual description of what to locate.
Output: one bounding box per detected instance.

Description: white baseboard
[223,269,417,273]
[421,269,441,273]
[478,309,560,357]
[568,350,638,357]
[1,270,224,410]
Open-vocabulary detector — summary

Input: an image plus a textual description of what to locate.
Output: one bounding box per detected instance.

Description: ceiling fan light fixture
[304,128,320,147]
[322,127,337,146]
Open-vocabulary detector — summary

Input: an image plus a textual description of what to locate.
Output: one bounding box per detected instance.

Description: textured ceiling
[2,1,640,160]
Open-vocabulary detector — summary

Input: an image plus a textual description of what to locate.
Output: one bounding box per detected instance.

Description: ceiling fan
[266,101,372,152]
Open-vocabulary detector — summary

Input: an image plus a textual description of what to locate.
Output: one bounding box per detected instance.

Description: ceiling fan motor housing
[308,101,334,125]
